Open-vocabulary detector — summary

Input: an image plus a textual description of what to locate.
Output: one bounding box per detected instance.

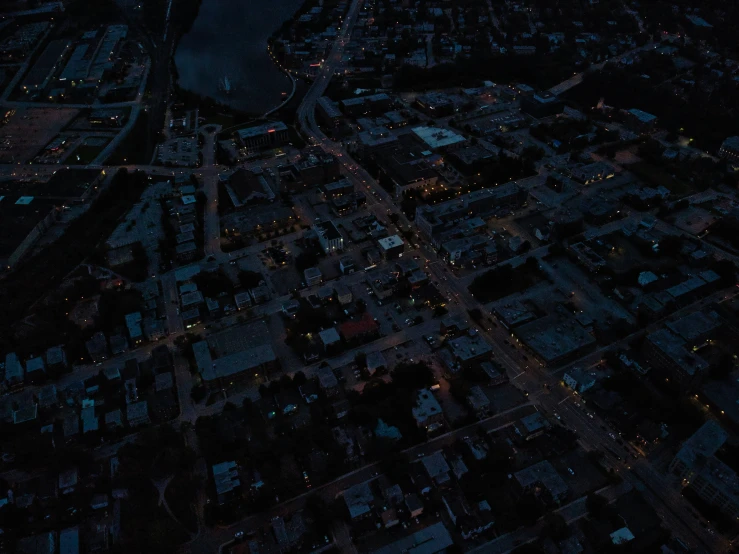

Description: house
[563,368,596,393]
[466,385,491,417]
[343,481,375,519]
[366,350,387,375]
[335,283,352,305]
[319,327,341,352]
[213,460,241,505]
[304,266,322,286]
[25,356,46,383]
[514,461,569,505]
[412,389,444,432]
[124,312,143,345]
[85,332,108,363]
[405,493,424,518]
[126,401,150,427]
[316,365,339,396]
[4,352,24,387]
[422,451,451,486]
[81,406,99,434]
[46,346,68,372]
[515,412,551,441]
[17,532,56,554]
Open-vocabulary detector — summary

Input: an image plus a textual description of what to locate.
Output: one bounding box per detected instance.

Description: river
[174,0,305,114]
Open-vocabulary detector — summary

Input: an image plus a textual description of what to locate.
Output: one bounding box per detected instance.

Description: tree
[354,351,367,369]
[238,270,263,289]
[540,512,569,541]
[293,371,307,386]
[586,492,609,519]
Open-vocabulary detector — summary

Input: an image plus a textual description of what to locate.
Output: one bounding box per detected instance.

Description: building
[317,96,343,126]
[370,521,453,554]
[415,93,454,116]
[4,352,24,387]
[570,161,616,184]
[412,389,444,432]
[316,365,339,396]
[643,328,709,386]
[446,333,493,370]
[193,322,279,390]
[340,93,393,117]
[668,421,728,480]
[59,527,79,554]
[515,316,596,367]
[521,91,565,118]
[25,356,46,383]
[212,461,241,505]
[669,421,739,519]
[515,412,551,441]
[377,235,405,260]
[85,332,108,363]
[339,312,379,342]
[124,312,143,345]
[304,266,322,286]
[467,385,492,417]
[416,182,527,241]
[563,368,596,393]
[514,461,569,505]
[440,314,470,337]
[421,451,451,486]
[237,121,289,150]
[718,136,739,162]
[22,39,71,92]
[412,126,466,151]
[625,108,658,133]
[343,481,375,519]
[126,401,150,427]
[314,220,344,253]
[322,178,354,201]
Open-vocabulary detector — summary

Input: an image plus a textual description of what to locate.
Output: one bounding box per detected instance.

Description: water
[174,0,305,114]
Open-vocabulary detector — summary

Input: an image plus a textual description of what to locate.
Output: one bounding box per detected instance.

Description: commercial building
[322,178,354,201]
[446,333,493,370]
[570,161,616,184]
[415,93,454,116]
[373,141,439,197]
[193,322,279,390]
[643,328,709,386]
[314,220,344,253]
[669,421,727,480]
[563,368,596,393]
[718,136,739,162]
[515,316,596,367]
[377,235,404,259]
[340,93,393,117]
[317,96,343,126]
[625,108,658,133]
[22,39,71,92]
[521,91,564,118]
[237,121,289,150]
[412,126,466,151]
[416,182,527,241]
[370,522,453,554]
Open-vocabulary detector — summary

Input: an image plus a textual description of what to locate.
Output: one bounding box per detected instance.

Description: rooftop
[378,234,404,250]
[673,420,728,470]
[344,481,374,518]
[447,334,493,362]
[412,126,466,149]
[516,316,595,364]
[412,389,443,425]
[646,328,709,376]
[514,460,568,499]
[371,521,453,554]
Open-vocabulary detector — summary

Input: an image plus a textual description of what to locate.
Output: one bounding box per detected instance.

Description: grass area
[66,140,109,164]
[628,161,691,195]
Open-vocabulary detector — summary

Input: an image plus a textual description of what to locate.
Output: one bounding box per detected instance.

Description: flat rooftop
[515,316,595,364]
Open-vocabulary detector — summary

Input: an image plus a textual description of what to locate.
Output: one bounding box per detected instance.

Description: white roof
[378,235,404,250]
